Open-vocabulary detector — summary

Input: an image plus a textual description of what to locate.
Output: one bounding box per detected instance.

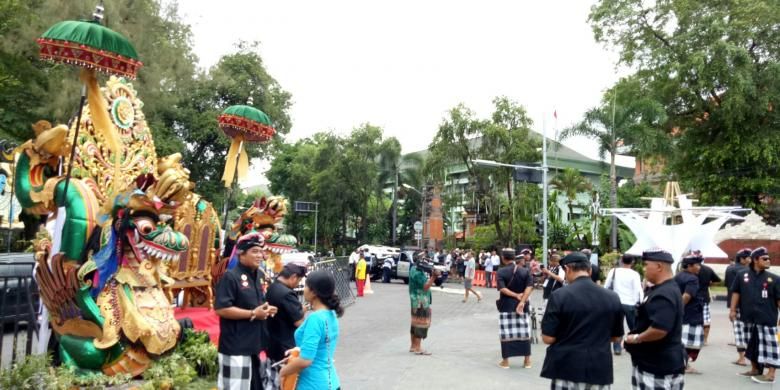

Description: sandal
[685,367,702,375]
[497,362,509,369]
[732,360,748,366]
[738,370,761,377]
[415,350,432,356]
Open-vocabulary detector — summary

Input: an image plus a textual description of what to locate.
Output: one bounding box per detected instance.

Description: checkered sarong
[702,302,711,326]
[219,353,253,390]
[733,310,747,349]
[263,358,281,390]
[631,366,684,390]
[499,312,530,341]
[746,323,780,367]
[681,323,704,349]
[551,379,611,389]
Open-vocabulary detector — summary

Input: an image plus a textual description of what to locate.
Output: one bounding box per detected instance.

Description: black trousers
[382,267,392,283]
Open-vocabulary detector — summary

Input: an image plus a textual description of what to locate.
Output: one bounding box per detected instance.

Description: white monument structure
[602,182,748,269]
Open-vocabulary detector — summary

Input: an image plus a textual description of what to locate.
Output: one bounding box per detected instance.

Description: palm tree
[559,77,666,249]
[549,168,592,235]
[378,138,423,245]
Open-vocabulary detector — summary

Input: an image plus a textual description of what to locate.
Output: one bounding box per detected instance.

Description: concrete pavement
[336,280,774,389]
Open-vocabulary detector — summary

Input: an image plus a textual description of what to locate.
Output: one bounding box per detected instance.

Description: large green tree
[378,137,423,245]
[590,0,780,214]
[560,76,666,248]
[164,45,292,210]
[549,168,593,237]
[267,125,395,252]
[426,97,540,246]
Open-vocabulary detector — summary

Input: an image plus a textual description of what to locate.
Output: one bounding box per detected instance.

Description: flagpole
[542,115,548,268]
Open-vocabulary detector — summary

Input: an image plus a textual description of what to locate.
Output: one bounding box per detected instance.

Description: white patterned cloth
[631,366,684,390]
[219,353,253,390]
[681,323,704,349]
[746,323,780,367]
[702,302,711,325]
[733,310,747,349]
[551,379,611,389]
[499,312,530,341]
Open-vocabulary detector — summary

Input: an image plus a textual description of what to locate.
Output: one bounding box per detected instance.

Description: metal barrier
[295,258,356,308]
[0,259,39,368]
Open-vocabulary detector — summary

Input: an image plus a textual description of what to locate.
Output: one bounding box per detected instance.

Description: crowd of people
[411,245,780,389]
[210,230,780,390]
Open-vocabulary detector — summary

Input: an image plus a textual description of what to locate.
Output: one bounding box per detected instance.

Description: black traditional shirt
[674,271,703,325]
[696,265,721,304]
[540,276,624,385]
[215,263,267,356]
[625,278,685,376]
[733,267,780,326]
[265,280,304,361]
[496,263,532,313]
[725,263,746,308]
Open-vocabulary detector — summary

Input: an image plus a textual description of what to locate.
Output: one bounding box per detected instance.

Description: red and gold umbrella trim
[218,114,276,143]
[37,38,143,80]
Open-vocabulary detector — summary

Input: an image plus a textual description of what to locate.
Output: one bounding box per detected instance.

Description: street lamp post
[471,155,549,266]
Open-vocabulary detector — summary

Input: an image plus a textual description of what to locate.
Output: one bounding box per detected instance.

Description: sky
[175,0,634,187]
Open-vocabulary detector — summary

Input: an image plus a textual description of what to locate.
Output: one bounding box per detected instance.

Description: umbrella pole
[221,142,242,234]
[59,85,87,207]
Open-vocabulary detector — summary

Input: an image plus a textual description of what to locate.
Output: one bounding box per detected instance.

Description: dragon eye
[134,218,155,235]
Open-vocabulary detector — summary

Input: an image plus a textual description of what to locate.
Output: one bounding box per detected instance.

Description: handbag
[495,265,519,310]
[606,268,616,291]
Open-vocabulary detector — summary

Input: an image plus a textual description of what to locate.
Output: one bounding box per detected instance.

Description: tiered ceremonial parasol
[37,1,143,200]
[219,104,276,187]
[219,104,276,227]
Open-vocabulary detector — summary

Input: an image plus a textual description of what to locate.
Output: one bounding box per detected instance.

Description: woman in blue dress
[280,270,343,390]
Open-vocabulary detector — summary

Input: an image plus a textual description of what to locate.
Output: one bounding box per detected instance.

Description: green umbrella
[36,3,142,202]
[218,104,277,228]
[219,105,276,143]
[37,20,142,79]
[219,104,276,187]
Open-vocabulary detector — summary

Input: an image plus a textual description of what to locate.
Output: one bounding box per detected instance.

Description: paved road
[336,280,766,389]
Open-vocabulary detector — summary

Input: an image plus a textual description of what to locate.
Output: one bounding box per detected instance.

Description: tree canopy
[267,125,408,253]
[0,1,292,211]
[427,97,541,247]
[590,0,780,213]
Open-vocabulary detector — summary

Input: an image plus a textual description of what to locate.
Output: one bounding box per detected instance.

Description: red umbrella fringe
[37,38,143,79]
[218,114,276,143]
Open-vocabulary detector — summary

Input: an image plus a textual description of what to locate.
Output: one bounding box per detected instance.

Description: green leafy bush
[0,354,52,390]
[0,330,216,389]
[141,353,196,390]
[177,329,218,380]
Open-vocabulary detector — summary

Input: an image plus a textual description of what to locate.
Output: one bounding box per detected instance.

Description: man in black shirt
[265,263,307,387]
[674,254,704,374]
[215,233,278,390]
[496,248,534,369]
[624,249,685,390]
[730,247,780,384]
[582,248,601,285]
[695,254,721,344]
[540,251,624,389]
[725,248,752,366]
